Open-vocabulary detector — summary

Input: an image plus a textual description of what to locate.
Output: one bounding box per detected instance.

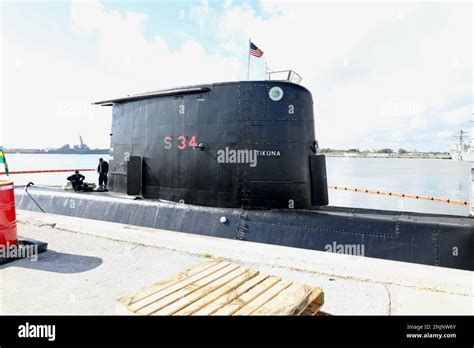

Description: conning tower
[94,80,328,209]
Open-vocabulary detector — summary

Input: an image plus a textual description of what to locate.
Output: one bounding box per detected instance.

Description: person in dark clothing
[97,158,109,190]
[67,170,85,191]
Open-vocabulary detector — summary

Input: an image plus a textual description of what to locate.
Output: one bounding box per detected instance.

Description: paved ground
[0,211,471,315]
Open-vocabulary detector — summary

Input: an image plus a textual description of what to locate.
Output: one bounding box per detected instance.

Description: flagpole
[247,38,250,80]
[265,59,267,80]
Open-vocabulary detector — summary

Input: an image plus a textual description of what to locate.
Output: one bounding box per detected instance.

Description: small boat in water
[450,129,474,161]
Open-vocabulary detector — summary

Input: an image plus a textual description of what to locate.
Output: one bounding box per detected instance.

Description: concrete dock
[0,210,472,315]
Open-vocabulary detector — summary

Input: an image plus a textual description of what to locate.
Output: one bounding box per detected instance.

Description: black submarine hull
[15,189,473,271]
[43,79,470,271]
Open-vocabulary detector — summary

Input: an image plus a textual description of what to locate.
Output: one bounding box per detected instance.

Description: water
[326,157,472,216]
[0,154,471,216]
[0,154,109,187]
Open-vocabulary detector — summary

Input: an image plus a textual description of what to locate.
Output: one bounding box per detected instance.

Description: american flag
[249,42,264,58]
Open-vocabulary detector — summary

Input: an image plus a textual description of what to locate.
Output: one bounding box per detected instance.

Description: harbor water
[326,157,472,217]
[1,154,471,216]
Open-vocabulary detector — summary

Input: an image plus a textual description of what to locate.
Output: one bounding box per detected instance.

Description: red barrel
[0,180,17,246]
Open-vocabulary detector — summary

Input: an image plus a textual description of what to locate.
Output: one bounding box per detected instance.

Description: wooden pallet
[116,259,324,316]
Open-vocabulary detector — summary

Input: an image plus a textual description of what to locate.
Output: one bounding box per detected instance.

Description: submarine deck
[16,186,473,224]
[1,210,471,315]
[14,187,474,271]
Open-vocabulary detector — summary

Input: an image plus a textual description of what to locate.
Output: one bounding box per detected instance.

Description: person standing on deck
[97,158,109,191]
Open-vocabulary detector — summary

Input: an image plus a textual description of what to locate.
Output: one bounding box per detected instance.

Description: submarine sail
[94,81,329,209]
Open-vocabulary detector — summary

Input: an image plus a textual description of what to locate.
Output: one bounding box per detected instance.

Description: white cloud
[2,0,245,148]
[1,0,472,152]
[211,1,472,150]
[69,0,244,91]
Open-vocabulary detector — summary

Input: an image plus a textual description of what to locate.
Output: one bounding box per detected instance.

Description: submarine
[16,79,473,271]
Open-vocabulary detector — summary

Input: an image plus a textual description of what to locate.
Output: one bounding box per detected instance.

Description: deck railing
[266,69,302,84]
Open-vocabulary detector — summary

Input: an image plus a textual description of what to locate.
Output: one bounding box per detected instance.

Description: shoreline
[323,153,452,160]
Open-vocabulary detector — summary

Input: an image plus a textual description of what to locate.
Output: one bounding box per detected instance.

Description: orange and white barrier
[1,168,469,207]
[0,169,95,175]
[329,185,469,206]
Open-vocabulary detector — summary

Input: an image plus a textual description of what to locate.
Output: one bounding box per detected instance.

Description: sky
[0,0,472,151]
